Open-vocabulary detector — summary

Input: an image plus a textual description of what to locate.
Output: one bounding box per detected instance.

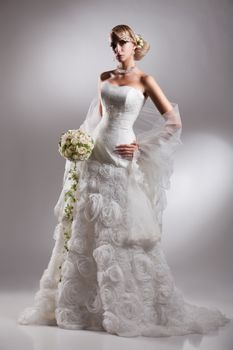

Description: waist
[95,128,136,148]
[104,118,134,130]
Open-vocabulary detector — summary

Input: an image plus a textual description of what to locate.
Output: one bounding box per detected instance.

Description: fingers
[115,143,139,150]
[115,144,134,149]
[114,142,139,159]
[115,146,136,152]
[114,146,137,153]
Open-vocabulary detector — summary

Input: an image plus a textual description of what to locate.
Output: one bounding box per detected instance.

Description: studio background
[0,0,232,318]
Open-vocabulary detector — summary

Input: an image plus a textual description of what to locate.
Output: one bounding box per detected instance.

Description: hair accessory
[116,32,144,49]
[135,34,144,48]
[118,33,133,42]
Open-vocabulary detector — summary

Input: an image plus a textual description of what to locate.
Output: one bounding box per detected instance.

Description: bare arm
[143,75,182,128]
[143,75,172,114]
[143,74,173,115]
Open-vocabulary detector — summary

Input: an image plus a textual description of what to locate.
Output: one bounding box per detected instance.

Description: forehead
[109,32,132,42]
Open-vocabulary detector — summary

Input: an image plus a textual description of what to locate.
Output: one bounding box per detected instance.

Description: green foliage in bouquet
[57,128,94,282]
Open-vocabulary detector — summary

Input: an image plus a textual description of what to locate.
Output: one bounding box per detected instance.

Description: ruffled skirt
[17,158,231,337]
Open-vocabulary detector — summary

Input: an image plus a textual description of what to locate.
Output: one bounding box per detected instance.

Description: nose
[115,43,123,54]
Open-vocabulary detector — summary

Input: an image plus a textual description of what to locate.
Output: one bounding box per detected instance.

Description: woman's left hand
[114,141,139,159]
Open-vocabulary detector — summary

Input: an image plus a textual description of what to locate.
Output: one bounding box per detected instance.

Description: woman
[17,24,231,337]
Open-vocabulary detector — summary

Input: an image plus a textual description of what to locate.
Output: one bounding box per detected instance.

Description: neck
[117,57,135,70]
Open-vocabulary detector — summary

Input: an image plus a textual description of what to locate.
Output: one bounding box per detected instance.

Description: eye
[110,40,127,49]
[119,40,127,46]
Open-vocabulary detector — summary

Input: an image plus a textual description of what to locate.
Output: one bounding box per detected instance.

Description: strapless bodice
[101,81,146,122]
[88,81,146,167]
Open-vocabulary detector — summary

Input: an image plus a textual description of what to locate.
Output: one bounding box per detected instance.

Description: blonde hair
[110,24,150,61]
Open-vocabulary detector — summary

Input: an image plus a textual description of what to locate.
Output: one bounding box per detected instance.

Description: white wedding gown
[17,80,231,337]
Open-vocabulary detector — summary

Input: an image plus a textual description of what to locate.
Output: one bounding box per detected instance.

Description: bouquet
[58,128,94,162]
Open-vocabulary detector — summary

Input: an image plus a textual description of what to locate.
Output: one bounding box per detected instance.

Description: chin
[117,55,127,60]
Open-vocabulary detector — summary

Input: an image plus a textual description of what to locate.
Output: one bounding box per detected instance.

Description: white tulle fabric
[17,81,231,337]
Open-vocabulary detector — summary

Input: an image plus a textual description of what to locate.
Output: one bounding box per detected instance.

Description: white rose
[132,252,153,282]
[157,281,175,304]
[84,193,103,222]
[87,177,97,192]
[100,200,122,227]
[94,225,112,243]
[105,264,124,283]
[76,254,94,278]
[118,293,143,322]
[59,279,85,305]
[102,311,120,334]
[66,138,71,145]
[124,278,136,293]
[60,138,67,147]
[77,146,87,155]
[61,259,76,279]
[64,149,72,157]
[71,137,78,145]
[78,134,88,144]
[141,283,155,301]
[100,283,119,308]
[155,258,172,279]
[85,288,102,314]
[69,236,87,254]
[110,228,128,246]
[86,139,93,146]
[93,244,114,271]
[56,306,89,326]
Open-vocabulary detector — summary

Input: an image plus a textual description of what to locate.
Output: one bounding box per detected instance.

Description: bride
[17,24,231,337]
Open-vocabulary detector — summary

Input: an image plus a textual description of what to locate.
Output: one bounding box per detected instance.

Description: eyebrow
[110,39,128,46]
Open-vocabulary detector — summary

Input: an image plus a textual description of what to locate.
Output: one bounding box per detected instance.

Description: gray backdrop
[0,0,232,312]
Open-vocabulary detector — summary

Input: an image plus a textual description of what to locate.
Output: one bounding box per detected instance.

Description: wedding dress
[17,80,231,337]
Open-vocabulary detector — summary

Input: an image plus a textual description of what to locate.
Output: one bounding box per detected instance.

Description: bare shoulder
[137,70,160,92]
[141,74,161,91]
[140,73,173,114]
[99,70,114,82]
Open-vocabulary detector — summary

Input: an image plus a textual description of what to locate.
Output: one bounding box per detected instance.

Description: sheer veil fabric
[78,93,183,233]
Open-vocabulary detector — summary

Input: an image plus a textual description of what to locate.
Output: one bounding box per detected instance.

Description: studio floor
[0,291,232,350]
